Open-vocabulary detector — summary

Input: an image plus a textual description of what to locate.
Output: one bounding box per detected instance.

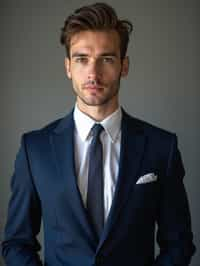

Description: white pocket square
[136,173,158,184]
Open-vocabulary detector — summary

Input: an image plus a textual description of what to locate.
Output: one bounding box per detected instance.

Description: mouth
[84,85,103,92]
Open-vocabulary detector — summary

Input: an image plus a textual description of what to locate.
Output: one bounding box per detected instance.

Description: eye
[75,57,88,64]
[102,57,115,64]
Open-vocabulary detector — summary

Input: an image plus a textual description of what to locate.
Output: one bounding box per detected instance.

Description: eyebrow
[71,52,118,58]
[99,53,118,57]
[71,53,88,58]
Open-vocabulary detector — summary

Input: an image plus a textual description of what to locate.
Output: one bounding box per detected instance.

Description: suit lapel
[49,110,147,251]
[50,111,97,247]
[97,111,147,250]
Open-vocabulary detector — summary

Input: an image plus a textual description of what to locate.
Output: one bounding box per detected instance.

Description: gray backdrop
[0,0,199,265]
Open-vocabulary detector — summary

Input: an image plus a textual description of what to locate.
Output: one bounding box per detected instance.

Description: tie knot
[91,124,104,139]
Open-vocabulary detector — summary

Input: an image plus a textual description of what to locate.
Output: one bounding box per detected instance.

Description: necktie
[87,124,104,240]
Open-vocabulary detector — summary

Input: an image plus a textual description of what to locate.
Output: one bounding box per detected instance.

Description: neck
[76,100,119,121]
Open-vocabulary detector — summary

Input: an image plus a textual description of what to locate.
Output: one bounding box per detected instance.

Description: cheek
[71,67,88,79]
[70,65,82,76]
[103,68,121,82]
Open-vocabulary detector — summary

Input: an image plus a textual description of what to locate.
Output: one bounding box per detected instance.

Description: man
[2,2,196,266]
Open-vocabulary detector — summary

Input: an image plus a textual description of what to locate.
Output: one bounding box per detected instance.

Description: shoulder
[124,110,175,135]
[23,118,61,140]
[123,111,182,170]
[22,110,74,145]
[122,110,178,147]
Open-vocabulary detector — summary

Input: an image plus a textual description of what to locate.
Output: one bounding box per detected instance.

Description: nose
[87,60,101,80]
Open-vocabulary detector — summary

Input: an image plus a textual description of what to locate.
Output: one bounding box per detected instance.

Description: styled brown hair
[60,2,133,59]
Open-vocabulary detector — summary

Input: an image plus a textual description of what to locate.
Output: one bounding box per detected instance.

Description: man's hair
[60,2,133,59]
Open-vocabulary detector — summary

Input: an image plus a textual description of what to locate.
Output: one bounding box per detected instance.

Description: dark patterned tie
[87,124,104,240]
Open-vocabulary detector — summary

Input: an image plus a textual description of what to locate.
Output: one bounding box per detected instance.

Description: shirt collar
[73,104,122,143]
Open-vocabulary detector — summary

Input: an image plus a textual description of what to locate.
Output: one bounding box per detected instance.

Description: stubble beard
[75,77,121,108]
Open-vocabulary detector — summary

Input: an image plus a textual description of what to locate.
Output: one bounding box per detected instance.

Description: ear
[64,57,72,79]
[121,56,129,77]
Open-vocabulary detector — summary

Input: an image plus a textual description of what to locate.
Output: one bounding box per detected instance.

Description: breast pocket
[133,180,160,213]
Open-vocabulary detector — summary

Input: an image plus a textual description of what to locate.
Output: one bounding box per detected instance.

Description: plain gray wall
[0,0,199,265]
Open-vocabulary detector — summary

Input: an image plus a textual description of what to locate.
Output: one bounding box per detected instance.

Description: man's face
[65,30,129,110]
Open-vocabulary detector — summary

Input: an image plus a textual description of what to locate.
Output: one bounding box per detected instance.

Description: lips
[86,86,99,90]
[85,85,103,91]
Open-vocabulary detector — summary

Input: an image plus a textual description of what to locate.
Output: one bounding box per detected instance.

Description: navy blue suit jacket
[2,110,195,265]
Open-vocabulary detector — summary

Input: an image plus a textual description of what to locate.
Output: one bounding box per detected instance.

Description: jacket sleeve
[154,135,196,266]
[1,134,43,266]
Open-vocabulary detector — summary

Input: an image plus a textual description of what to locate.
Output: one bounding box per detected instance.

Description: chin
[81,96,103,106]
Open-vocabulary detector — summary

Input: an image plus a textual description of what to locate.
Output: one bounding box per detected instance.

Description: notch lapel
[97,112,147,250]
[50,111,97,248]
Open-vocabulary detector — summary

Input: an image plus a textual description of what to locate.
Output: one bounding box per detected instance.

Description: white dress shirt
[73,105,122,222]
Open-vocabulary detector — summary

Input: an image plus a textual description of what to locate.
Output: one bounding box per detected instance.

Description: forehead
[70,30,121,55]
